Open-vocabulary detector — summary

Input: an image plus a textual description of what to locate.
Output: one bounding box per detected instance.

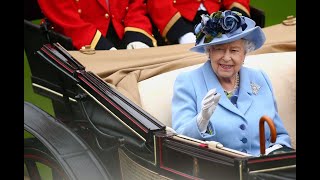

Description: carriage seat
[138,52,296,149]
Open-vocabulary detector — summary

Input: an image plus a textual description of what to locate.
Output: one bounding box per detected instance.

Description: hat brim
[190,26,266,53]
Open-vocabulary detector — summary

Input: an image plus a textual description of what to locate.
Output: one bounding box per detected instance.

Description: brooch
[250,82,260,95]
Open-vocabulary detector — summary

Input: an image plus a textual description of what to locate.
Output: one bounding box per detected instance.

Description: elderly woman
[171,10,292,156]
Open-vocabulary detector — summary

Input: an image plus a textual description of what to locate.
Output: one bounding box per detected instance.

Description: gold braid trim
[162,12,181,38]
[125,27,157,47]
[229,2,250,17]
[90,30,102,49]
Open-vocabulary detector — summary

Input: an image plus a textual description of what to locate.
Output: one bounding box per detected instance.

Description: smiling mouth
[220,64,233,69]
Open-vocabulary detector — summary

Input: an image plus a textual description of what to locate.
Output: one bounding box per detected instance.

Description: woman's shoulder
[176,61,207,78]
[242,66,266,76]
[241,66,270,83]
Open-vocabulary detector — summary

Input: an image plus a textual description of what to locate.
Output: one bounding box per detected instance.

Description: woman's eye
[231,49,239,53]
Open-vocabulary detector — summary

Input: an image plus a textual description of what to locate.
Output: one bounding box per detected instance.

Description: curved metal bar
[259,115,277,155]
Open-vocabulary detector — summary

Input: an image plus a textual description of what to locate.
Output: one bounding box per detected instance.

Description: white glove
[126,41,149,49]
[109,47,117,50]
[265,144,283,155]
[197,88,221,133]
[178,32,196,44]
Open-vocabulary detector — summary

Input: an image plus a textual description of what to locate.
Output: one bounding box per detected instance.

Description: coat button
[125,6,128,11]
[105,13,109,19]
[173,0,176,3]
[241,138,247,143]
[75,0,79,2]
[240,124,246,130]
[78,9,82,14]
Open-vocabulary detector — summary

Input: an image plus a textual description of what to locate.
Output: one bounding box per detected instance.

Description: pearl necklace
[224,73,240,98]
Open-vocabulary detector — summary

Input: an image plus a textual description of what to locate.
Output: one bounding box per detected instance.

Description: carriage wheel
[24,138,68,180]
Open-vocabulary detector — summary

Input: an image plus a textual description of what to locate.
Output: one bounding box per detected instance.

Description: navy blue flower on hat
[191,10,266,54]
[195,10,248,44]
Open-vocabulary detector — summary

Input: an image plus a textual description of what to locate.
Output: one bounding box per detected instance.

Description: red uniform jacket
[38,0,157,50]
[147,0,250,43]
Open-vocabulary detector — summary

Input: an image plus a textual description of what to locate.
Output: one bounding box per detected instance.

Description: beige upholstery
[138,52,296,149]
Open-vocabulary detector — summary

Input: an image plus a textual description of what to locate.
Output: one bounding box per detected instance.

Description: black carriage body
[25,43,296,180]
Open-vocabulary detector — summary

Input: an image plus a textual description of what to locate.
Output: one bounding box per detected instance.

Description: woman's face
[209,39,246,80]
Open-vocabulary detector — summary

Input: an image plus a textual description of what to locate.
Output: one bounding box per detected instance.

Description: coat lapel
[237,67,254,116]
[97,0,108,10]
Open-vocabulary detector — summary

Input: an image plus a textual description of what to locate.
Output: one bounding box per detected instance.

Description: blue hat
[190,10,266,53]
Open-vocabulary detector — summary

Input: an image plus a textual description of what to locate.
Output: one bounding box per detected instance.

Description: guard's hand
[178,32,196,44]
[126,41,149,49]
[197,88,221,133]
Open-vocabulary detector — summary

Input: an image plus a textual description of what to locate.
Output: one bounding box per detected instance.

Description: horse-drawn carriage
[24,8,296,179]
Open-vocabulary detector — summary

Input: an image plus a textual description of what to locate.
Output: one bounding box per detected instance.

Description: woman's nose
[222,51,232,61]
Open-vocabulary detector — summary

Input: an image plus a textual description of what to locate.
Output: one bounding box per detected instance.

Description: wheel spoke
[25,143,68,180]
[25,159,41,180]
[52,168,64,180]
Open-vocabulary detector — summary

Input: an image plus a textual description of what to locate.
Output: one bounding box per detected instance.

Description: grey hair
[243,39,256,54]
[204,39,256,56]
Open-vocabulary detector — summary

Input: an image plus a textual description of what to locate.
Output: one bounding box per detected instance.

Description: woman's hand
[197,88,221,133]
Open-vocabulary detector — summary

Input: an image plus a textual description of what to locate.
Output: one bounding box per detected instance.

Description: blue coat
[172,60,292,156]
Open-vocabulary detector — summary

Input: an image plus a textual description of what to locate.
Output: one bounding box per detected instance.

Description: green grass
[24,130,34,139]
[251,0,296,27]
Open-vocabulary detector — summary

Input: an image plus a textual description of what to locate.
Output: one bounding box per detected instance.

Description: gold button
[173,0,176,3]
[287,15,294,19]
[282,15,296,26]
[125,6,128,11]
[78,9,82,13]
[80,45,95,55]
[105,13,109,18]
[51,26,54,30]
[197,0,201,2]
[75,0,79,2]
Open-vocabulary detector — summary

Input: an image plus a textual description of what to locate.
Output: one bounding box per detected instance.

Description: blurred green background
[24,0,296,117]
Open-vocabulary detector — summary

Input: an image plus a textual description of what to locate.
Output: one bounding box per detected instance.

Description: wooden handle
[259,115,277,155]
